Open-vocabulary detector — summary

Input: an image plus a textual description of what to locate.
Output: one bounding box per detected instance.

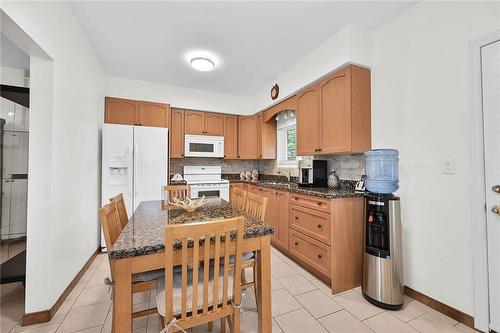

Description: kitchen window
[276,110,300,167]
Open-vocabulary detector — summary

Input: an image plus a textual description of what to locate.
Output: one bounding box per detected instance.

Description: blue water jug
[364,149,399,193]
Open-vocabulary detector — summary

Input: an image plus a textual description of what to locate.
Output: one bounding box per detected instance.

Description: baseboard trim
[21,247,100,326]
[404,286,475,330]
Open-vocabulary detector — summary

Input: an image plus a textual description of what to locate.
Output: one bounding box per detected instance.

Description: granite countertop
[109,198,274,260]
[227,179,363,199]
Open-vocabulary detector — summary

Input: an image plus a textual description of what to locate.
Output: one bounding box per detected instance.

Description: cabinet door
[170,109,185,158]
[105,97,138,125]
[275,190,289,250]
[319,69,351,153]
[259,188,276,240]
[296,84,320,155]
[1,180,11,237]
[224,115,238,159]
[238,116,258,159]
[11,132,29,175]
[185,111,205,135]
[204,112,224,136]
[139,101,170,128]
[258,112,277,160]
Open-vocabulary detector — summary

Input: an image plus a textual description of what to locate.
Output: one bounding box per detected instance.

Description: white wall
[252,25,373,112]
[371,1,500,315]
[1,2,105,313]
[107,76,254,115]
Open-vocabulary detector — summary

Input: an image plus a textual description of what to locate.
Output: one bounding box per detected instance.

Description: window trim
[276,120,300,168]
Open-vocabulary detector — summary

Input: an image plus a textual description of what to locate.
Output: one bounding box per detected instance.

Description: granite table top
[228,179,364,199]
[109,198,274,260]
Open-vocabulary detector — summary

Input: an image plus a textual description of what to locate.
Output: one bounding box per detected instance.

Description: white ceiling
[69,1,416,96]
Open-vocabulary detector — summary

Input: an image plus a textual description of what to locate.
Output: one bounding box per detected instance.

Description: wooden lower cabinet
[290,204,331,245]
[259,187,276,240]
[289,229,331,278]
[274,190,289,251]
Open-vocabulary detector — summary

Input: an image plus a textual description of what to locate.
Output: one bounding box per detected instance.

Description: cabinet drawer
[289,193,331,213]
[290,204,331,245]
[289,230,331,278]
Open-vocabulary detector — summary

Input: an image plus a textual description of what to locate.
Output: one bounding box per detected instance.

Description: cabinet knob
[294,197,298,201]
[317,254,322,259]
[318,148,322,152]
[294,216,298,220]
[259,188,263,191]
[317,224,322,228]
[317,202,322,206]
[294,242,299,246]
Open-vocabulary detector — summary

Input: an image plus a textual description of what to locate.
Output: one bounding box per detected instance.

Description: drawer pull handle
[294,216,298,220]
[317,202,322,206]
[317,254,322,259]
[294,242,299,246]
[294,197,299,201]
[317,224,322,228]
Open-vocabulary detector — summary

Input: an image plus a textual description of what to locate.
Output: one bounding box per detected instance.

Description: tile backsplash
[170,153,365,181]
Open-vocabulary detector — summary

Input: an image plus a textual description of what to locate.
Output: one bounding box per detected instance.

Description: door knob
[492,205,500,215]
[492,185,500,193]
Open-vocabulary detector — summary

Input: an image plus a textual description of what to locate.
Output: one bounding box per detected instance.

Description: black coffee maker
[297,160,328,187]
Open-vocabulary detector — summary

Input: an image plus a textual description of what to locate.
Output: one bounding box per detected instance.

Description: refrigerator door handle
[134,144,138,197]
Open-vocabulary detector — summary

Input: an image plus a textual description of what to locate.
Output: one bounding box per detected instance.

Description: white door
[482,39,500,332]
[133,126,167,211]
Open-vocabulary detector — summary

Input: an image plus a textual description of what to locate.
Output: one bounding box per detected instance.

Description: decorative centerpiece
[169,196,207,213]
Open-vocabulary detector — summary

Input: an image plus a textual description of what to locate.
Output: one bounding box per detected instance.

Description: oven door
[191,184,229,201]
[184,135,224,157]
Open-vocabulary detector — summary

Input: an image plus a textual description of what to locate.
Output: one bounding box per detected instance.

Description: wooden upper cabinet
[204,112,224,136]
[105,97,170,128]
[238,115,259,159]
[319,69,350,153]
[184,111,205,135]
[296,65,371,155]
[257,112,277,159]
[105,97,138,125]
[170,108,185,158]
[224,115,238,159]
[185,110,224,136]
[296,83,320,155]
[139,101,170,128]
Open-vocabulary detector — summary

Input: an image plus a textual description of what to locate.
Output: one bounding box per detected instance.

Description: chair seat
[132,269,164,283]
[156,265,234,317]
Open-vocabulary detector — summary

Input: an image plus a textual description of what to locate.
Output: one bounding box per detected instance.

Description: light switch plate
[441,160,455,175]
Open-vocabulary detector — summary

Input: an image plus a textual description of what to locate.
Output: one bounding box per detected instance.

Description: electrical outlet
[441,160,455,175]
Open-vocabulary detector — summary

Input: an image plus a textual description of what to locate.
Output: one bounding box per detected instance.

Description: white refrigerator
[101,124,168,250]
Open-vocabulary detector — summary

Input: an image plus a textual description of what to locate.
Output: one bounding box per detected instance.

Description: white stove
[183,166,229,201]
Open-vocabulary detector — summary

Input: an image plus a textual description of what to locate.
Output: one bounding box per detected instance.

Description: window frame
[276,118,300,168]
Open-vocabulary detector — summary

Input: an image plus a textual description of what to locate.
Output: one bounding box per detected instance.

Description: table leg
[112,258,132,333]
[256,236,272,333]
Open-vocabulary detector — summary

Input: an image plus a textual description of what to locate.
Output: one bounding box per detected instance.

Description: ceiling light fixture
[190,56,215,72]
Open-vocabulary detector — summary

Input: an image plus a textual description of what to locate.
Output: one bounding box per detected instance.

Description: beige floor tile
[66,281,87,300]
[455,323,481,333]
[271,276,283,291]
[133,290,151,305]
[72,326,103,333]
[1,283,24,305]
[133,327,147,333]
[242,287,257,310]
[73,285,111,308]
[271,253,283,265]
[1,321,17,333]
[310,278,334,297]
[146,314,160,333]
[364,312,419,333]
[271,262,297,279]
[292,265,316,281]
[57,301,110,333]
[132,302,150,329]
[12,323,59,333]
[409,313,463,333]
[271,247,285,258]
[12,299,75,332]
[333,291,384,320]
[0,300,25,323]
[271,288,302,317]
[279,255,298,268]
[84,269,111,288]
[275,308,327,333]
[101,309,112,333]
[278,274,317,296]
[272,318,283,333]
[295,289,342,318]
[391,297,427,322]
[319,310,372,333]
[422,305,459,326]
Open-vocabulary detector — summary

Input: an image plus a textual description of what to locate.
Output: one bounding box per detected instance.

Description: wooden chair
[230,187,247,210]
[244,192,268,221]
[164,185,191,201]
[109,193,128,229]
[99,202,161,323]
[157,217,244,333]
[241,192,268,309]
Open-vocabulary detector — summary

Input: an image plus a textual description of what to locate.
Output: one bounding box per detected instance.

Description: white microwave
[184,134,224,158]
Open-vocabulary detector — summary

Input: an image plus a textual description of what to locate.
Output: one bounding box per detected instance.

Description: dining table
[108,198,274,333]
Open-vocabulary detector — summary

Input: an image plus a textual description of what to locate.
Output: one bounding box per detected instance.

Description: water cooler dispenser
[362,149,404,309]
